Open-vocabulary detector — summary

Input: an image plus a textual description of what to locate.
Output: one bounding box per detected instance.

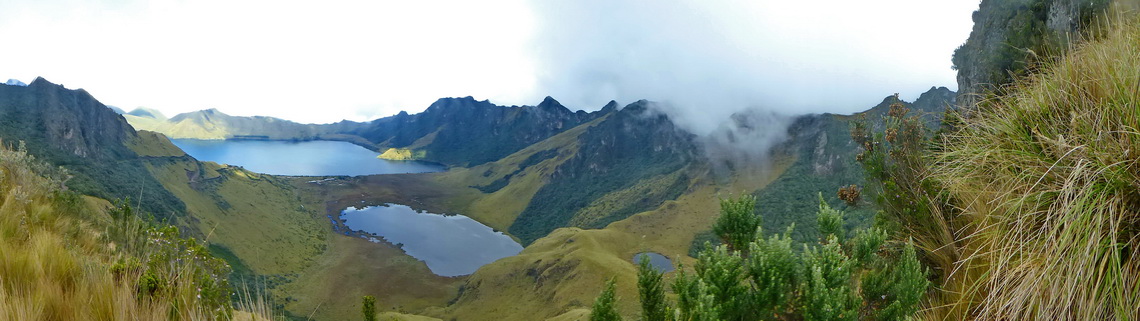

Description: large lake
[341,204,523,277]
[172,139,443,176]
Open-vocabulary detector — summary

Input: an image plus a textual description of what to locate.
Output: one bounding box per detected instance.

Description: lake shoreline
[339,204,523,277]
[173,139,445,176]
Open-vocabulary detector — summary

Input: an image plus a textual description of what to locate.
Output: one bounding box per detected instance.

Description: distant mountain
[507,100,696,244]
[126,106,165,119]
[4,79,27,86]
[1,76,958,321]
[752,86,956,242]
[127,96,613,167]
[439,86,956,320]
[124,107,320,141]
[340,96,609,166]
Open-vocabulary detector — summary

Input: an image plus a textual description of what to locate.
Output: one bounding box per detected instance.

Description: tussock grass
[0,143,277,320]
[931,12,1140,320]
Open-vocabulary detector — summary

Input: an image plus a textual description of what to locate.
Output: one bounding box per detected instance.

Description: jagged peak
[596,100,621,114]
[538,96,560,106]
[535,96,573,114]
[30,76,54,87]
[917,86,955,100]
[622,99,651,113]
[425,96,496,113]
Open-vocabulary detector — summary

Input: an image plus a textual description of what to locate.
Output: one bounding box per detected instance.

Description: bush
[600,194,929,320]
[362,295,377,321]
[590,279,622,321]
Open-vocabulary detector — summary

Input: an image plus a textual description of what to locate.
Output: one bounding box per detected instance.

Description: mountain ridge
[124,96,616,167]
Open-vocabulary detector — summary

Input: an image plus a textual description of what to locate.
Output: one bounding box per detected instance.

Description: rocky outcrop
[509,100,695,244]
[754,86,956,241]
[0,77,136,159]
[0,77,186,216]
[953,0,1110,111]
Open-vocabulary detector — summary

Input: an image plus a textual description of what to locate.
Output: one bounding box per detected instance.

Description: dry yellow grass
[0,143,275,320]
[927,12,1140,320]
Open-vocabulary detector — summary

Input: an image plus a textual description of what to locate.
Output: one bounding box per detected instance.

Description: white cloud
[527,0,979,134]
[0,0,978,126]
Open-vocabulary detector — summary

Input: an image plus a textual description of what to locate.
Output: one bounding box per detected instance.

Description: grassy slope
[434,116,608,231]
[264,119,608,320]
[0,144,267,320]
[279,175,464,321]
[130,130,464,320]
[440,157,793,320]
[131,132,326,277]
[272,113,789,320]
[278,233,462,321]
[926,13,1140,319]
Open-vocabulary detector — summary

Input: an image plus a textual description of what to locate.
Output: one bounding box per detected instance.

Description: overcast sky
[0,0,979,128]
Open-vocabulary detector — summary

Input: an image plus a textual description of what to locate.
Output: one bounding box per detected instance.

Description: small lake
[340,204,523,277]
[633,252,674,272]
[172,139,443,176]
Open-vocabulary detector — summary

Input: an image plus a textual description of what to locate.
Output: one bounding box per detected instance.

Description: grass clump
[0,142,274,320]
[929,13,1140,320]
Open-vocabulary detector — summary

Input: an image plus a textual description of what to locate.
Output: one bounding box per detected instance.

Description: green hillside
[4,1,1130,320]
[0,132,270,320]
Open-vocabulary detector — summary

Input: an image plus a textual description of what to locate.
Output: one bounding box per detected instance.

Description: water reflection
[341,204,522,277]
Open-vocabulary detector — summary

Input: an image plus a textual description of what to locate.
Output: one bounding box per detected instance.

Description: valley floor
[266,152,793,320]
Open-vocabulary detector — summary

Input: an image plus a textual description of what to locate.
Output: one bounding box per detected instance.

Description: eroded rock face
[0,77,186,216]
[953,0,1109,112]
[0,77,136,159]
[510,100,696,245]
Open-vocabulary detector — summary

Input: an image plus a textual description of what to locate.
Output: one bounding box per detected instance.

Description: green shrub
[590,279,622,321]
[713,196,760,252]
[603,194,930,320]
[362,295,377,321]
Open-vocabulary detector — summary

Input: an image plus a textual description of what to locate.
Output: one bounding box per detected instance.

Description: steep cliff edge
[0,77,186,216]
[952,0,1110,110]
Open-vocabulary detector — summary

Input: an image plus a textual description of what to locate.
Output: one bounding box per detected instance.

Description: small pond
[633,252,674,272]
[172,139,443,176]
[340,204,523,277]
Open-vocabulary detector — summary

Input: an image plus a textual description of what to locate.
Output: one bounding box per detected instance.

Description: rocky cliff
[509,100,696,244]
[0,77,186,216]
[953,0,1110,110]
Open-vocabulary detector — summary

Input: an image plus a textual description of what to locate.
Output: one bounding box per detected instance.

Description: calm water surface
[341,204,523,277]
[633,252,674,272]
[172,139,443,176]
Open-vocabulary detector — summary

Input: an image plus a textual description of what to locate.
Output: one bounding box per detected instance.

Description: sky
[0,0,979,131]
